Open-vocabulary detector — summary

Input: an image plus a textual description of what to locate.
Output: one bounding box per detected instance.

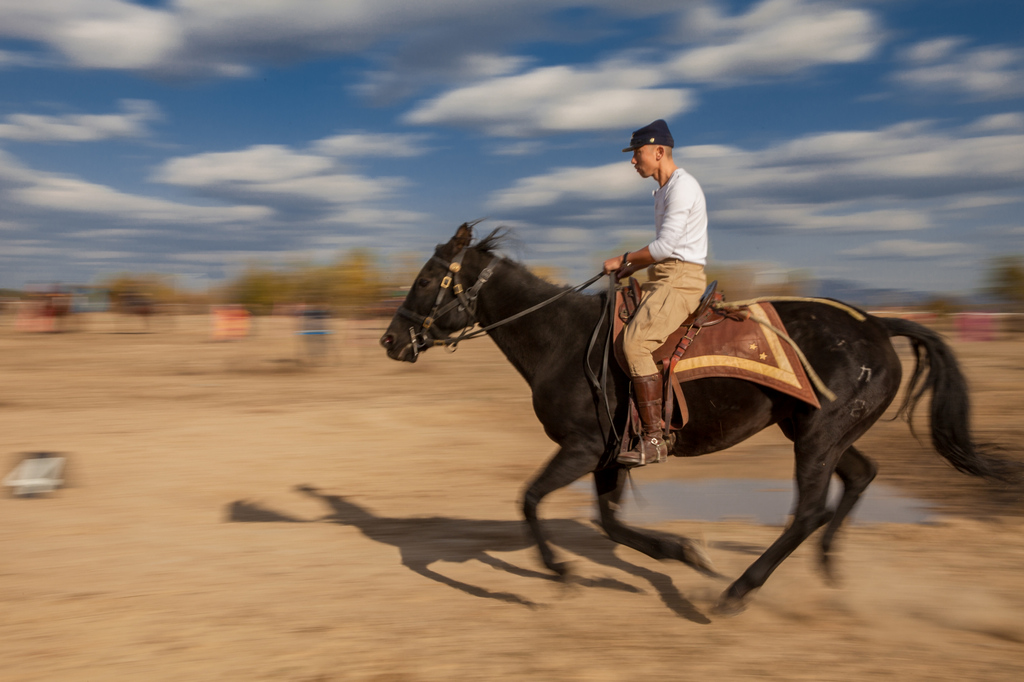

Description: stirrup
[616,434,668,467]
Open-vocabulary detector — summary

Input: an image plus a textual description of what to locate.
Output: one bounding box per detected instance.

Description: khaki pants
[623,260,707,377]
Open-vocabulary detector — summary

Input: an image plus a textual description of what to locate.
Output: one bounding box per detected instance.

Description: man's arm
[603,246,656,281]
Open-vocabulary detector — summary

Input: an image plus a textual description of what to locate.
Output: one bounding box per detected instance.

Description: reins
[446,270,606,347]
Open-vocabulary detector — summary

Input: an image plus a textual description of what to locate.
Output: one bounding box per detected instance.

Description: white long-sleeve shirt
[646,167,708,266]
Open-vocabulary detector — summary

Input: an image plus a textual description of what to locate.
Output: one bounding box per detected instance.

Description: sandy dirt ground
[2,312,1023,681]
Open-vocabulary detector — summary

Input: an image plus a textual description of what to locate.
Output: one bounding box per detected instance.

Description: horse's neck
[474,261,598,386]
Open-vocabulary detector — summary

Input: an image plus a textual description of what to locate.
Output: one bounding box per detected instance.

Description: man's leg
[619,261,706,467]
[618,372,668,466]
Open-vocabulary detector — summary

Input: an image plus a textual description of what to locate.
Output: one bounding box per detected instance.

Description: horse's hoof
[712,593,747,617]
[682,540,721,578]
[819,555,841,587]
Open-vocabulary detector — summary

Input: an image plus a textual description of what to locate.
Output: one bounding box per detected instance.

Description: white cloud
[166,250,301,265]
[316,207,428,227]
[713,204,931,232]
[0,242,64,257]
[967,113,1024,133]
[406,62,694,136]
[698,122,1024,194]
[0,1,637,75]
[153,144,408,206]
[74,250,136,260]
[840,239,971,260]
[458,53,534,80]
[54,5,183,69]
[0,0,183,70]
[491,140,545,156]
[0,100,160,142]
[945,195,1023,210]
[894,39,1024,99]
[156,146,335,186]
[488,162,637,209]
[904,38,965,64]
[10,175,270,224]
[68,228,156,238]
[669,0,880,82]
[0,49,42,68]
[312,132,433,158]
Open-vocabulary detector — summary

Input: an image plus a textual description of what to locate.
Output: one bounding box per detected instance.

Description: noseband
[395,247,499,357]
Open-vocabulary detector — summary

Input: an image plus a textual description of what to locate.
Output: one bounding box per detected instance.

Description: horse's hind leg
[522,443,601,576]
[819,445,877,582]
[594,466,716,575]
[717,441,839,614]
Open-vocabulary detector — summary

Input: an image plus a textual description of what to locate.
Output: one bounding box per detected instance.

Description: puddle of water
[574,478,935,526]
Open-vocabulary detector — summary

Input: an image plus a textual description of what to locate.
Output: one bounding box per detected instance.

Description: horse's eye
[417,278,431,288]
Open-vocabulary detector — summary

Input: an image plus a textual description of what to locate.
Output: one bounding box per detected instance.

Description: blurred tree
[331,249,388,315]
[701,264,813,301]
[705,264,754,300]
[227,266,293,314]
[387,251,427,295]
[221,249,391,316]
[529,265,566,285]
[923,296,961,317]
[99,273,179,306]
[986,256,1024,310]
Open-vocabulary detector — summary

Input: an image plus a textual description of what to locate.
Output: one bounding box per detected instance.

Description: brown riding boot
[618,373,669,467]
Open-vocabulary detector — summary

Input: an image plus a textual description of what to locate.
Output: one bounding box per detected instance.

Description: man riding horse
[602,119,708,467]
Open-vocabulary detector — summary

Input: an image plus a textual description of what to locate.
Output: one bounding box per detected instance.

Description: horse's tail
[880,316,1020,483]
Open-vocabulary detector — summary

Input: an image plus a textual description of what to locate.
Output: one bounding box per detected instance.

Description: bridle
[394,247,500,358]
[394,245,603,359]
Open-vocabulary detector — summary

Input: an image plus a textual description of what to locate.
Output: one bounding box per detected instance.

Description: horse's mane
[474,227,508,256]
[471,224,586,298]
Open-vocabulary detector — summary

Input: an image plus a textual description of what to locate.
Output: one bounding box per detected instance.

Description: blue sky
[1,0,1022,295]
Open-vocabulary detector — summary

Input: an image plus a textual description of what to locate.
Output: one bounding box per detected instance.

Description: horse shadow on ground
[226,484,718,623]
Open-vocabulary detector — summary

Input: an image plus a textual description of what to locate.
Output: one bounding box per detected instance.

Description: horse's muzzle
[379,331,419,363]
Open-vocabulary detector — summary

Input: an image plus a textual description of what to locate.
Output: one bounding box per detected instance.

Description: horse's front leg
[594,466,717,576]
[522,442,602,576]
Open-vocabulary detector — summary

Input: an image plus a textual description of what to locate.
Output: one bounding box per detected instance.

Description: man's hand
[602,254,624,275]
[603,253,637,282]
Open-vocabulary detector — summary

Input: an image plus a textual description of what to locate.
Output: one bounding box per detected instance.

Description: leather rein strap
[585,274,620,446]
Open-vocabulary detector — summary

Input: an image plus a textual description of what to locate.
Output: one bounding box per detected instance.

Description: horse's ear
[440,219,485,257]
[440,221,476,256]
[451,221,474,251]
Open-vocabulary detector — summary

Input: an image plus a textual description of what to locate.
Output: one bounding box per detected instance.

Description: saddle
[613,279,727,432]
[612,279,820,438]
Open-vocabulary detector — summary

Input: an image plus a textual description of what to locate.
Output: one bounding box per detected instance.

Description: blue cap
[622,119,674,152]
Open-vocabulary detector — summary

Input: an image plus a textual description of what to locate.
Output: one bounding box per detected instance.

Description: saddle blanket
[669,302,821,410]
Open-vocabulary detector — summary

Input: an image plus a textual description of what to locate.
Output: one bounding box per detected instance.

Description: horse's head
[380,220,500,362]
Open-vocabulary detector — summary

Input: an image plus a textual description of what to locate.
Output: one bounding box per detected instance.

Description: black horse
[380,222,1017,613]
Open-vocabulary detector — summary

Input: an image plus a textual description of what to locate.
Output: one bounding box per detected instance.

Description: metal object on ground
[3,452,66,496]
